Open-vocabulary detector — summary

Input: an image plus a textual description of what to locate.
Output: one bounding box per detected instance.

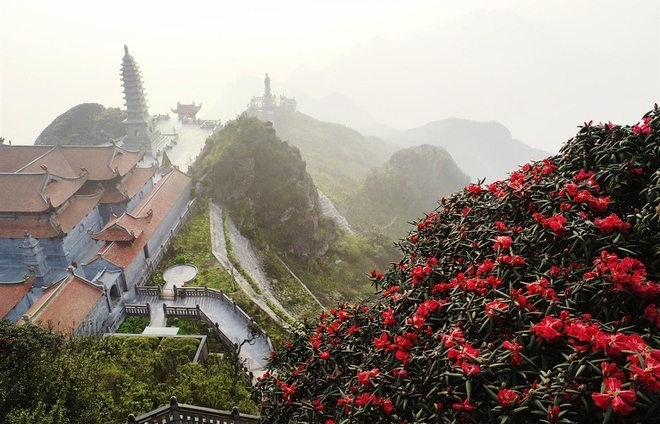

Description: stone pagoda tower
[120,45,157,154]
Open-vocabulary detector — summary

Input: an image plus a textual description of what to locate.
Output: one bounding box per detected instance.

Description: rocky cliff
[197,116,336,256]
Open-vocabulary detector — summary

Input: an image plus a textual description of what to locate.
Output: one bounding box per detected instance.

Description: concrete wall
[74,293,111,337]
[62,208,104,267]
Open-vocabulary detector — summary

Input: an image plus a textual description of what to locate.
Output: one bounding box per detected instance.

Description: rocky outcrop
[35,103,126,146]
[201,116,336,257]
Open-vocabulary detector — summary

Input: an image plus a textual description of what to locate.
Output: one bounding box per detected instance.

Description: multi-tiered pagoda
[120,45,158,153]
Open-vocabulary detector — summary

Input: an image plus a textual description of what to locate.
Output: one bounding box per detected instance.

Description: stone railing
[127,396,258,424]
[172,286,266,343]
[162,304,235,352]
[125,304,151,316]
[136,285,161,297]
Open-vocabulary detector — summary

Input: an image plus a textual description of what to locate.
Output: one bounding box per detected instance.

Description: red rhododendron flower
[467,184,482,195]
[594,213,631,234]
[382,308,396,326]
[497,388,520,407]
[312,398,325,411]
[630,356,660,392]
[592,378,636,415]
[382,399,394,414]
[531,315,564,342]
[601,362,625,382]
[493,235,513,251]
[485,299,508,317]
[357,368,379,387]
[452,398,475,411]
[281,382,296,401]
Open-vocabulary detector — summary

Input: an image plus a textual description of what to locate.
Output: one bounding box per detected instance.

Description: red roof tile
[0,219,58,238]
[0,172,87,212]
[43,175,88,209]
[0,174,49,212]
[23,274,104,336]
[100,169,191,267]
[0,145,53,173]
[19,149,78,178]
[55,191,103,234]
[171,103,202,115]
[119,164,157,199]
[100,187,126,204]
[0,277,34,318]
[90,212,149,242]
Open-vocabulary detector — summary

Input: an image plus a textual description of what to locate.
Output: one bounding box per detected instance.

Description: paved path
[129,294,272,378]
[209,202,294,325]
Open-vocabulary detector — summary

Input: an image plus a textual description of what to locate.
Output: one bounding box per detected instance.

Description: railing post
[196,304,200,317]
[146,303,151,316]
[204,285,208,296]
[170,396,181,424]
[126,413,137,424]
[173,284,177,299]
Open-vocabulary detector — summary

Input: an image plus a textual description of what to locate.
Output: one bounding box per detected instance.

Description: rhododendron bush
[253,107,660,424]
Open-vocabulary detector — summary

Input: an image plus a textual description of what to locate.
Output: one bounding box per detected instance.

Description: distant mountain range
[383,118,550,183]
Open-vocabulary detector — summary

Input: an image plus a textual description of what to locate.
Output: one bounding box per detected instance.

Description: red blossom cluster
[256,108,660,424]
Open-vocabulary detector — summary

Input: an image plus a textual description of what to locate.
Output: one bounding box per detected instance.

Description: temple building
[246,73,297,124]
[171,102,202,121]
[0,141,192,334]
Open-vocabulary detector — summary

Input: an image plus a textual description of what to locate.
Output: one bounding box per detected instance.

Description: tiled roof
[100,187,125,204]
[19,148,78,178]
[100,169,191,267]
[0,174,50,212]
[0,277,34,318]
[0,172,87,212]
[43,174,88,209]
[90,212,149,242]
[55,191,103,235]
[171,103,202,115]
[120,164,157,199]
[99,163,156,204]
[57,145,145,180]
[0,219,58,238]
[0,145,53,173]
[1,144,145,181]
[22,273,104,336]
[110,146,146,177]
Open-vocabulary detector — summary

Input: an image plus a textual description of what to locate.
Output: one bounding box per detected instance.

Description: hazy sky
[1,0,658,152]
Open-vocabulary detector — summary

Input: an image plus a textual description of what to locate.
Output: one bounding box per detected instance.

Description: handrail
[127,396,259,424]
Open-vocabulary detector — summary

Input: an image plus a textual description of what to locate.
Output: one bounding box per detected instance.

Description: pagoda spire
[120,45,156,153]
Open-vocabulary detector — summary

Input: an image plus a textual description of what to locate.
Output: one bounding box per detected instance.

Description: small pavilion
[171,102,202,120]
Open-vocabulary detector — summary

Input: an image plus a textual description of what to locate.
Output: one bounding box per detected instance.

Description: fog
[1,0,658,151]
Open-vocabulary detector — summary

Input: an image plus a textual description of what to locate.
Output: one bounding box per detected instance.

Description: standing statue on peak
[264,73,272,98]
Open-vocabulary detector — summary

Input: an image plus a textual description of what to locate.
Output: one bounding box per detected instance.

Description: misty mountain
[283,9,650,151]
[344,144,470,238]
[383,118,549,183]
[34,103,126,146]
[205,75,398,139]
[294,92,399,139]
[271,111,395,204]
